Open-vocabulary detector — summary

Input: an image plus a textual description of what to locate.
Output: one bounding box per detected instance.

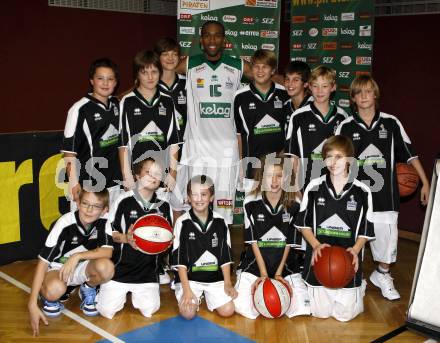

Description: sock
[378,266,389,274]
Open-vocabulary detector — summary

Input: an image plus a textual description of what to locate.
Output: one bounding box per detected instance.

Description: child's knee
[91,259,114,282]
[41,278,66,301]
[216,301,235,317]
[179,303,197,320]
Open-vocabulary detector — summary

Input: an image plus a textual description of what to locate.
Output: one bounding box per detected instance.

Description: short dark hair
[187,175,215,197]
[133,49,163,81]
[154,37,181,56]
[251,49,277,70]
[89,58,120,82]
[200,20,225,36]
[284,61,311,83]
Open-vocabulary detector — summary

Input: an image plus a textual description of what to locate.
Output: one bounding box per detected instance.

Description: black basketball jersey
[62,94,121,188]
[172,210,233,283]
[158,74,187,136]
[295,174,375,288]
[285,103,348,190]
[234,82,289,178]
[283,94,313,131]
[106,189,173,284]
[39,211,112,265]
[239,194,302,277]
[336,111,417,216]
[119,89,181,166]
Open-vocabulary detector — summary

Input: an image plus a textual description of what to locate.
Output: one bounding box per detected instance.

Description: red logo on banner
[307,15,319,22]
[224,42,233,49]
[179,13,192,21]
[243,16,255,24]
[292,43,303,50]
[292,16,306,23]
[323,42,337,50]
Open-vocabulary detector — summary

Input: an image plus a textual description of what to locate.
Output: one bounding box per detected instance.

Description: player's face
[200,23,225,60]
[284,73,307,98]
[352,83,376,112]
[188,183,214,215]
[78,192,107,226]
[252,63,274,87]
[137,65,160,92]
[325,149,349,177]
[90,67,117,102]
[160,49,180,72]
[136,161,163,191]
[262,165,283,195]
[310,76,335,105]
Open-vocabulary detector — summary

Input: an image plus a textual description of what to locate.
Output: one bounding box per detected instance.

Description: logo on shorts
[189,232,196,240]
[317,197,326,206]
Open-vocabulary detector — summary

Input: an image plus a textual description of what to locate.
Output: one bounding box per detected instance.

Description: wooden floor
[0,230,430,343]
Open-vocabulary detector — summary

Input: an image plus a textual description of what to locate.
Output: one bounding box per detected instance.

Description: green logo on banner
[200,102,231,118]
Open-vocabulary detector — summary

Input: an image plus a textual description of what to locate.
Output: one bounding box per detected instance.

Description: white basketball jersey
[182,54,243,167]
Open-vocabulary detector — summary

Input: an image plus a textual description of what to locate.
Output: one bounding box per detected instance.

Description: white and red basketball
[132,214,173,255]
[253,278,292,318]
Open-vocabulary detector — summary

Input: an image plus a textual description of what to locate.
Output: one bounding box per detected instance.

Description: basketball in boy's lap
[132,214,173,254]
[396,163,419,197]
[313,246,355,288]
[253,278,292,318]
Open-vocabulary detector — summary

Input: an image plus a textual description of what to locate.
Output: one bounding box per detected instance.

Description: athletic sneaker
[59,285,77,303]
[159,271,171,285]
[42,298,64,317]
[369,270,401,300]
[79,283,98,316]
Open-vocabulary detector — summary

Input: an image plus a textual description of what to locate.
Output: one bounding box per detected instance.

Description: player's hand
[420,183,430,206]
[29,303,48,337]
[274,275,293,295]
[180,290,198,313]
[112,231,128,244]
[224,282,238,300]
[126,225,138,250]
[165,173,176,192]
[346,247,359,272]
[122,176,135,192]
[312,243,331,265]
[251,276,267,295]
[59,254,80,283]
[70,183,81,203]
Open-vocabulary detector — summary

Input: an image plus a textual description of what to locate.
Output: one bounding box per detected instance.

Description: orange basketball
[313,246,355,288]
[396,163,419,197]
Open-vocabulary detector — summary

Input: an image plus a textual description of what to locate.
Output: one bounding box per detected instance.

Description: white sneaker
[369,270,400,300]
[159,272,171,285]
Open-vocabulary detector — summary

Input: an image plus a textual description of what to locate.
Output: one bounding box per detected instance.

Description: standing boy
[285,66,348,191]
[234,49,289,187]
[336,75,430,300]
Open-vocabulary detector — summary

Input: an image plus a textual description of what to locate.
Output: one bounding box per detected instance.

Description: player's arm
[221,263,238,299]
[175,56,188,75]
[118,147,134,190]
[28,260,50,336]
[167,144,179,191]
[251,242,268,279]
[177,266,198,310]
[346,237,368,273]
[275,245,291,278]
[409,158,430,205]
[64,152,81,202]
[300,227,329,265]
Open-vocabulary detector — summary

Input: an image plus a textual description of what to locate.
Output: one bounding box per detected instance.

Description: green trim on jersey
[317,227,351,238]
[188,54,242,72]
[257,241,286,248]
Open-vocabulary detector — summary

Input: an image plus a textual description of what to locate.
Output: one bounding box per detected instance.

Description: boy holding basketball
[172,175,237,320]
[295,135,375,321]
[96,157,173,319]
[28,189,114,336]
[285,66,348,191]
[335,75,430,300]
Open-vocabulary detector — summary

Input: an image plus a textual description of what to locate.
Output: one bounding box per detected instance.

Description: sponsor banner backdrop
[0,132,69,265]
[178,0,281,62]
[290,0,374,110]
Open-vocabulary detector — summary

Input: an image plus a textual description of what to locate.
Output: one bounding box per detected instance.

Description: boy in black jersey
[154,37,187,138]
[285,66,348,191]
[96,157,173,319]
[119,50,181,192]
[336,75,430,300]
[234,155,310,319]
[295,136,375,322]
[172,175,237,320]
[283,61,312,127]
[62,58,122,210]
[234,49,289,189]
[28,189,114,336]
